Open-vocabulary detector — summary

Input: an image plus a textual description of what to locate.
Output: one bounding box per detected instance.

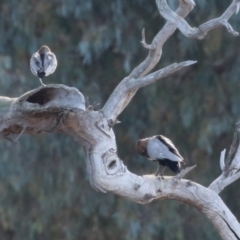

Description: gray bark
[1,1,240,239]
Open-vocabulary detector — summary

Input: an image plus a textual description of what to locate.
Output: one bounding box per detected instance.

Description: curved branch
[102,0,196,122]
[209,127,240,194]
[82,130,240,240]
[103,0,240,123]
[0,1,240,239]
[102,60,196,121]
[157,0,240,39]
[128,60,197,90]
[0,85,240,240]
[130,0,196,78]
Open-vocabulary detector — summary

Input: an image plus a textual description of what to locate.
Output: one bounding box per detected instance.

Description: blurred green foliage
[0,0,240,239]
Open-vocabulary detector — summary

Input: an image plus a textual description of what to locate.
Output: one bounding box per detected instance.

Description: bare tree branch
[102,61,196,122]
[1,1,240,240]
[127,60,197,90]
[1,89,240,239]
[225,123,240,168]
[130,0,196,78]
[157,0,240,39]
[103,0,240,123]
[140,28,155,50]
[102,0,196,121]
[209,127,240,194]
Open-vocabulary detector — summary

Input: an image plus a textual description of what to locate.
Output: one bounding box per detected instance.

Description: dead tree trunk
[1,0,240,239]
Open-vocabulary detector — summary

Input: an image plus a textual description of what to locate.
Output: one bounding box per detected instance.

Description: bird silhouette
[30,45,57,86]
[136,135,184,176]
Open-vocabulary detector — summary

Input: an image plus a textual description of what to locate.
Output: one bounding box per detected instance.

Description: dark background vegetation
[0,0,239,239]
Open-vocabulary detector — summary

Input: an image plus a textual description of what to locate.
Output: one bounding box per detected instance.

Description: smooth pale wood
[102,0,196,121]
[0,1,240,240]
[0,85,240,239]
[209,145,240,194]
[156,0,240,39]
[103,0,240,122]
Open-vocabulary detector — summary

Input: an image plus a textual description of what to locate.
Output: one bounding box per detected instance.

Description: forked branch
[157,0,240,39]
[103,0,240,123]
[130,0,196,78]
[103,0,196,121]
[102,60,196,121]
[0,85,240,240]
[0,1,240,240]
[209,125,240,194]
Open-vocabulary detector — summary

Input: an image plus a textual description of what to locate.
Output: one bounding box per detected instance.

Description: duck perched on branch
[30,45,57,86]
[136,135,184,176]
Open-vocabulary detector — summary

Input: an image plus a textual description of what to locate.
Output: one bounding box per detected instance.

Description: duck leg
[160,166,166,179]
[155,163,161,176]
[39,78,46,86]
